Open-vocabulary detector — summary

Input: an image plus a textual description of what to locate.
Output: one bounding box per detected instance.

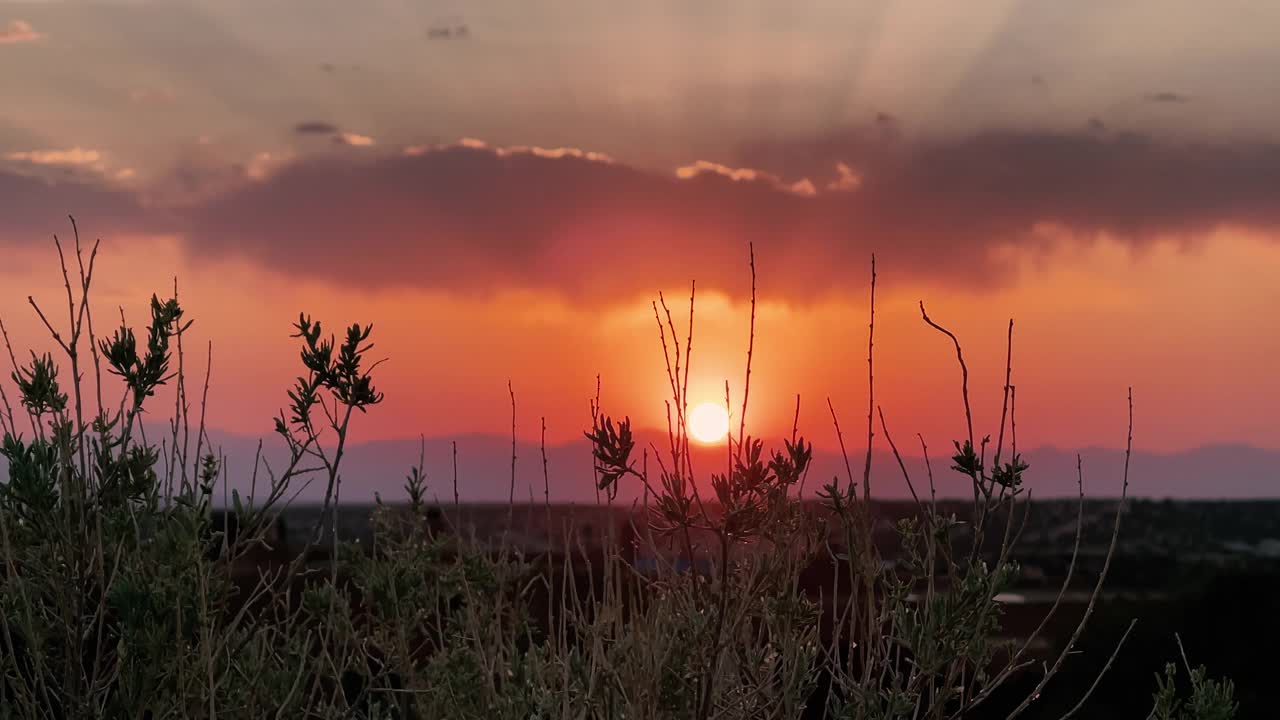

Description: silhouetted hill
[120,427,1279,504]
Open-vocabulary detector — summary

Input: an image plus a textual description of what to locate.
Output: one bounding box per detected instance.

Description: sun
[688,402,730,444]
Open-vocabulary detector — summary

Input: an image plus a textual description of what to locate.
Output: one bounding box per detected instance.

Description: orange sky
[2,226,1276,456]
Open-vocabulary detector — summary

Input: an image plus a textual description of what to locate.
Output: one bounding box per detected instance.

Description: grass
[0,218,1239,719]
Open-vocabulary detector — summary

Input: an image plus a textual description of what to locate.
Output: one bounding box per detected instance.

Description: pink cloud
[7,147,101,166]
[334,132,375,147]
[7,147,138,185]
[0,19,41,44]
[411,138,614,164]
[826,162,861,192]
[244,151,288,180]
[676,160,818,197]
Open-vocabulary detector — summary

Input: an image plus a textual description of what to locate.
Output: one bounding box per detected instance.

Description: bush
[0,221,1238,718]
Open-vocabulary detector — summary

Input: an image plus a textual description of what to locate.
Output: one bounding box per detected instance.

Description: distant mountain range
[175,429,1280,504]
[2,426,1273,503]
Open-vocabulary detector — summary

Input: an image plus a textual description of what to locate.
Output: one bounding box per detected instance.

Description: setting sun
[688,402,730,444]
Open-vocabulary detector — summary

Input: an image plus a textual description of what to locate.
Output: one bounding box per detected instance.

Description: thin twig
[918,302,974,466]
[452,440,460,514]
[828,398,855,495]
[1060,619,1139,720]
[737,244,756,455]
[863,254,876,503]
[0,318,36,436]
[877,406,922,508]
[508,380,517,528]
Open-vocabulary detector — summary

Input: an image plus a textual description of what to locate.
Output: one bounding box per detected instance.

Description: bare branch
[877,406,922,508]
[827,398,855,495]
[918,301,974,456]
[737,243,756,454]
[864,253,876,503]
[508,379,517,528]
[1060,619,1139,720]
[27,296,69,353]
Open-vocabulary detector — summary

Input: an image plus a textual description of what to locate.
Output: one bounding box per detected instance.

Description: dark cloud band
[181,131,1280,297]
[5,128,1279,299]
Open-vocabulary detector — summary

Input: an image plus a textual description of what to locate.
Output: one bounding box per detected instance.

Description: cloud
[7,147,101,166]
[0,169,156,245]
[1145,91,1190,104]
[294,121,339,136]
[292,123,373,148]
[7,147,138,186]
[675,160,767,183]
[427,24,469,40]
[404,138,613,163]
[175,130,1280,299]
[675,160,817,197]
[244,151,286,180]
[787,178,817,197]
[0,19,41,44]
[871,113,902,144]
[826,162,861,192]
[141,143,297,207]
[333,132,374,147]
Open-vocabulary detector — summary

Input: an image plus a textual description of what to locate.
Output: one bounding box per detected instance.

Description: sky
[1,1,1278,496]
